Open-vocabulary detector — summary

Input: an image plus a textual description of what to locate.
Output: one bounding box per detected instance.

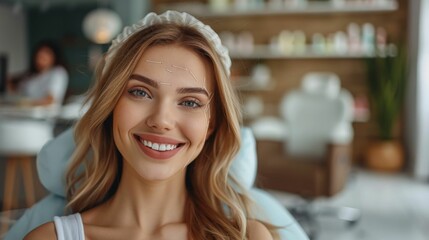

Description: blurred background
[0,0,428,239]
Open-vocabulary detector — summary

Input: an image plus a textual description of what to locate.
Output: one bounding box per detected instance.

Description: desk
[0,102,56,217]
[0,93,61,119]
[0,104,59,120]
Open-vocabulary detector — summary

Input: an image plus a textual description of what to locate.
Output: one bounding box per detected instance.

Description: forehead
[37,46,53,54]
[133,44,214,89]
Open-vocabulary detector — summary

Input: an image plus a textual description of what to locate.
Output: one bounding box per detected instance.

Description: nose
[146,102,175,132]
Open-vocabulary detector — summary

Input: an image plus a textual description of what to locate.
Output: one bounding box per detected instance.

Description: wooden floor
[268,168,429,240]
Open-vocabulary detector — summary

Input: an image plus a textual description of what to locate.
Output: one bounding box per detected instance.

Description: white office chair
[253,72,359,239]
[280,72,354,158]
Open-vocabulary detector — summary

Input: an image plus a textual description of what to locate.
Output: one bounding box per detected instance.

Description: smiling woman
[23,11,277,240]
[113,45,213,179]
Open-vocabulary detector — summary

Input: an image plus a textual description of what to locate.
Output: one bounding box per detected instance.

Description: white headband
[104,10,231,76]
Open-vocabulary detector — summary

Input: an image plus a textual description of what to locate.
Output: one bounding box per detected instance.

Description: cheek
[180,110,211,144]
[113,98,145,140]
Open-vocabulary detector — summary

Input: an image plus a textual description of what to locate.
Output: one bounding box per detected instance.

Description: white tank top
[53,213,85,240]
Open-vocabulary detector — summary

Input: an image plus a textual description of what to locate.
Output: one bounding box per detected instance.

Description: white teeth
[152,143,159,150]
[141,139,178,152]
[159,144,166,151]
[143,140,152,147]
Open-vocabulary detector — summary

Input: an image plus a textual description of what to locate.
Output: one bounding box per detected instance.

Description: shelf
[229,45,379,59]
[159,1,398,17]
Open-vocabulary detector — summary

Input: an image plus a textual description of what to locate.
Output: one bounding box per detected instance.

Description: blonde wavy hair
[66,24,277,239]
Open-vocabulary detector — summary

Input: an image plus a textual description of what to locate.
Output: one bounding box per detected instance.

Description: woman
[8,40,68,107]
[25,11,277,239]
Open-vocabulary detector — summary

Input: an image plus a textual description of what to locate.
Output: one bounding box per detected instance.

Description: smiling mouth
[135,136,185,152]
[143,140,178,151]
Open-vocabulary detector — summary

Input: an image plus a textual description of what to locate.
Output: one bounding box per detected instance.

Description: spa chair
[252,72,360,238]
[4,127,308,240]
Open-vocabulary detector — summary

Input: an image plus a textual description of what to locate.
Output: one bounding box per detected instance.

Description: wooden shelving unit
[152,0,407,164]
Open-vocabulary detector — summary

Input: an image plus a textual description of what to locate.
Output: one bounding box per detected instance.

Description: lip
[134,133,185,160]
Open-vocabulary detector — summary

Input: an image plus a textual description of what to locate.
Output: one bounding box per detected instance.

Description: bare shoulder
[24,221,57,240]
[247,220,274,240]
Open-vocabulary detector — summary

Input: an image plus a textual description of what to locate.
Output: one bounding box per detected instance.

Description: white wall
[0,5,28,74]
[407,0,429,180]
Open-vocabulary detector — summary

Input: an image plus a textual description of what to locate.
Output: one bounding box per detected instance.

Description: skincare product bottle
[348,22,361,54]
[312,33,326,54]
[362,23,375,55]
[376,26,387,56]
[293,30,306,54]
[334,31,348,55]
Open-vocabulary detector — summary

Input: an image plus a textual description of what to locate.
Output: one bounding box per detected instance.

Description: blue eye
[128,88,151,99]
[181,100,202,109]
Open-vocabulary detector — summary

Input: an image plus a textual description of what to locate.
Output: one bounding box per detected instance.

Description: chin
[136,166,185,182]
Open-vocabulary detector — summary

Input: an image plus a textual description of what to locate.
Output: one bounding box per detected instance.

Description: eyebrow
[130,74,158,88]
[177,87,209,97]
[129,74,209,97]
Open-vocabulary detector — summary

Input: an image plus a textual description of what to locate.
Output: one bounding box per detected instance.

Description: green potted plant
[365,46,407,172]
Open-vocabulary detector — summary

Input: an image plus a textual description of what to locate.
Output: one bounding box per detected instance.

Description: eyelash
[128,88,152,99]
[127,88,205,109]
[180,98,203,109]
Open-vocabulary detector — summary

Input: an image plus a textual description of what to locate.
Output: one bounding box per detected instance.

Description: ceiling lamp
[82,8,122,44]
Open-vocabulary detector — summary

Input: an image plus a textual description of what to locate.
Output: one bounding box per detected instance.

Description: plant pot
[365,140,404,172]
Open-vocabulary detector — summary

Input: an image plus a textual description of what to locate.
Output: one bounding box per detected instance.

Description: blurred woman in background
[8,40,68,107]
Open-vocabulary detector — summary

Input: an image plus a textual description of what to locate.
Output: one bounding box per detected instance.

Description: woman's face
[113,44,214,182]
[35,46,55,72]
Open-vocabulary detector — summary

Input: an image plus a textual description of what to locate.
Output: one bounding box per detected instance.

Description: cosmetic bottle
[209,0,229,12]
[251,63,271,88]
[312,33,326,54]
[237,31,254,53]
[376,26,387,56]
[293,30,306,55]
[348,22,361,54]
[279,30,294,54]
[362,23,375,55]
[333,31,348,55]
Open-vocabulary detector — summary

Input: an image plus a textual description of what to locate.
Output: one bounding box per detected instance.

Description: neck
[99,162,188,232]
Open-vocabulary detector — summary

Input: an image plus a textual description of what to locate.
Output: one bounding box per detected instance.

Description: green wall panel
[27,4,109,96]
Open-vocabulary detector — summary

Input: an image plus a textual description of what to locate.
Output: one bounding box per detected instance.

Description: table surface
[0,95,60,119]
[0,105,59,119]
